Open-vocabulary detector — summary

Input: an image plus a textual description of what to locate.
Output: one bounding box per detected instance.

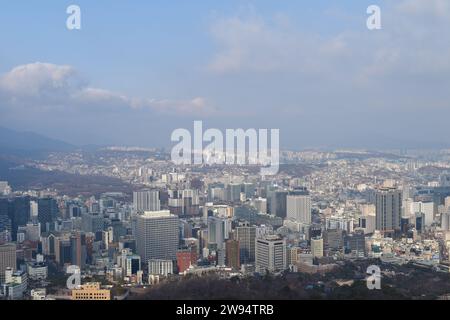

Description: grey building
[136,211,179,262]
[375,187,402,232]
[133,190,161,212]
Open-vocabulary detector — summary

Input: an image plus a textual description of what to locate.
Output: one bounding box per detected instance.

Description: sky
[1,0,450,150]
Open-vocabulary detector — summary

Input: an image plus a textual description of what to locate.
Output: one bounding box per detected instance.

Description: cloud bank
[0,62,212,115]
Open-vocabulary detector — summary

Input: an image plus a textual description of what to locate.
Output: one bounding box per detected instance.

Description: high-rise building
[8,197,31,241]
[344,231,366,256]
[181,189,200,216]
[38,198,59,232]
[136,211,179,262]
[227,184,242,202]
[225,239,240,270]
[255,235,286,273]
[0,243,16,283]
[0,198,11,238]
[287,194,311,224]
[252,198,267,214]
[55,239,72,266]
[270,191,288,218]
[207,216,226,250]
[375,187,402,232]
[311,237,324,258]
[323,229,344,250]
[236,221,256,264]
[81,213,104,233]
[133,190,160,213]
[411,201,434,227]
[70,233,86,268]
[118,249,141,277]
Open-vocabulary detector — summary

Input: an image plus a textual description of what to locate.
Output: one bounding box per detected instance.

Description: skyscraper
[287,194,311,224]
[236,221,256,264]
[226,183,242,202]
[8,197,31,241]
[207,216,226,250]
[136,210,179,262]
[270,190,288,218]
[38,198,59,232]
[70,232,86,268]
[0,243,16,283]
[375,187,402,232]
[181,189,200,216]
[0,198,11,238]
[225,239,240,270]
[255,235,286,273]
[133,190,160,212]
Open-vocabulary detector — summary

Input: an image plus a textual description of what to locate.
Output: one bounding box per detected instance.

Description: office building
[375,187,402,232]
[38,198,58,232]
[225,239,240,270]
[133,190,160,212]
[411,201,434,227]
[236,221,256,264]
[207,216,226,250]
[0,243,16,283]
[255,235,286,273]
[287,194,311,224]
[136,211,179,261]
[9,197,31,241]
[270,191,288,218]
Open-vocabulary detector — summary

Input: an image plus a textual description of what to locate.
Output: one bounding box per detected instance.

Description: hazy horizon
[1,0,450,150]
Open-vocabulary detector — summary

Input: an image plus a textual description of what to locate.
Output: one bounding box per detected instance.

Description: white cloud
[208,1,450,82]
[397,0,450,18]
[208,13,344,74]
[0,62,213,115]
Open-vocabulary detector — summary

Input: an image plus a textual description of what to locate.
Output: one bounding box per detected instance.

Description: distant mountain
[0,126,75,156]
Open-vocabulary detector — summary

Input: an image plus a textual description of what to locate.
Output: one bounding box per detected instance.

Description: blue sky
[1,1,450,149]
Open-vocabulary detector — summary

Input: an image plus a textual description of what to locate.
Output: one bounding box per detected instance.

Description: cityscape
[2,147,450,300]
[1,0,450,307]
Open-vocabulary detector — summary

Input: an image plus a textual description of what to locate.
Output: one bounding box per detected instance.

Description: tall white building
[136,211,179,262]
[286,195,311,224]
[411,201,434,227]
[255,235,286,273]
[133,190,160,212]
